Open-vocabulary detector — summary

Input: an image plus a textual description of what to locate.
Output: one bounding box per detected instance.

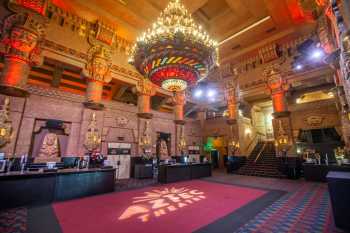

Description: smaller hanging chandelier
[129,0,218,92]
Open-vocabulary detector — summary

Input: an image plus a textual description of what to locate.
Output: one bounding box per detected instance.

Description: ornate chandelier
[129,0,218,92]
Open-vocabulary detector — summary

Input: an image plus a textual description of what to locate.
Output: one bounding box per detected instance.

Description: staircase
[235,142,286,178]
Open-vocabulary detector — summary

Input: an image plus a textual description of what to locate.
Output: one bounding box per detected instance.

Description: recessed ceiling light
[194,89,203,98]
[310,49,324,60]
[295,64,303,70]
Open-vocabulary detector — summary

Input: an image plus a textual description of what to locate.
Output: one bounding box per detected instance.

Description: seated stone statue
[159,139,170,160]
[35,133,61,163]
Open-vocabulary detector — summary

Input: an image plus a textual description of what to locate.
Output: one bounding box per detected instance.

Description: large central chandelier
[129,0,218,92]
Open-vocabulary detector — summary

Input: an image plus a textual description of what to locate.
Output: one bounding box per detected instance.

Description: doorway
[211,150,219,168]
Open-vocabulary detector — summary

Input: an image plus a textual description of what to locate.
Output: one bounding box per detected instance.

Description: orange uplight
[286,0,314,23]
[272,92,286,113]
[118,187,206,222]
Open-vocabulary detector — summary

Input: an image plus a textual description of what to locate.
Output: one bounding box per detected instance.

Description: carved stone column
[173,91,186,124]
[136,78,156,119]
[173,91,186,155]
[0,5,47,97]
[135,78,156,155]
[82,46,112,110]
[224,81,239,125]
[265,65,294,155]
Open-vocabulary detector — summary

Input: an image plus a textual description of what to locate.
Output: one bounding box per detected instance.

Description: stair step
[237,141,285,178]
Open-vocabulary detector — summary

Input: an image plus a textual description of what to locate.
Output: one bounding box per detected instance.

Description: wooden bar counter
[158,163,212,183]
[0,168,115,210]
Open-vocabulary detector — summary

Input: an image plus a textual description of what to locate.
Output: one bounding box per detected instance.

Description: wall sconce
[139,120,152,149]
[245,128,252,136]
[0,97,12,148]
[178,125,187,153]
[84,112,102,152]
[228,139,239,149]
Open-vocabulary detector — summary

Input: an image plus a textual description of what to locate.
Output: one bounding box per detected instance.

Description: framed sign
[107,142,131,155]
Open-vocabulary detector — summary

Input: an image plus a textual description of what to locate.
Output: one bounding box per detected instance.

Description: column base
[137,113,153,119]
[272,111,290,118]
[83,101,104,110]
[174,120,186,125]
[226,119,237,125]
[0,85,29,97]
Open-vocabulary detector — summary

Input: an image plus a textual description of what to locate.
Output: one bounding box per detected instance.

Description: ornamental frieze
[41,39,141,80]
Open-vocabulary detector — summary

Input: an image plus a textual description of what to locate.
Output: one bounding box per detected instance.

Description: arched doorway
[204,136,228,169]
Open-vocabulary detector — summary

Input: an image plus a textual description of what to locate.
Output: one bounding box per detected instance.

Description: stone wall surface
[0,86,201,157]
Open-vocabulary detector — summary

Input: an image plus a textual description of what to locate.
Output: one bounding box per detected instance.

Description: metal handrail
[245,132,265,152]
[254,142,267,163]
[245,134,258,152]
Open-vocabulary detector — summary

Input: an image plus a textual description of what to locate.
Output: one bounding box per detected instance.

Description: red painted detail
[287,0,314,23]
[149,66,197,87]
[272,91,286,113]
[16,0,46,15]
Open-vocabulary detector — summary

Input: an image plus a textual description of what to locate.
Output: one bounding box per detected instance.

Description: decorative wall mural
[116,116,129,128]
[305,115,324,127]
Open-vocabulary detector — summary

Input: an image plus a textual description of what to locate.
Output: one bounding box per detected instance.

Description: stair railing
[254,142,267,163]
[245,132,265,156]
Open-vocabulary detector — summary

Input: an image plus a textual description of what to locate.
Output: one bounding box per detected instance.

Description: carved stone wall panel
[65,122,81,156]
[14,117,35,155]
[290,103,341,130]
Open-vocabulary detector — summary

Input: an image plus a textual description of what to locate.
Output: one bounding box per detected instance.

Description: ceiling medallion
[129,0,218,92]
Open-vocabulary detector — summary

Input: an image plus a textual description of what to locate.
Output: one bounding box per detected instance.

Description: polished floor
[0,171,345,233]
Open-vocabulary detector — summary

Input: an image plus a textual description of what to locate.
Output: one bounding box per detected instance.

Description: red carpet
[53,180,266,233]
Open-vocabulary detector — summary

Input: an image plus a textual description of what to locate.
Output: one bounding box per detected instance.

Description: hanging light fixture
[129,0,218,92]
[84,113,102,152]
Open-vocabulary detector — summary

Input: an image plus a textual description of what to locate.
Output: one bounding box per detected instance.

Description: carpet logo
[118,187,206,222]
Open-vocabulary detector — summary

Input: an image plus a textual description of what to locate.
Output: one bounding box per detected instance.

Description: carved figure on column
[0,1,47,97]
[136,78,156,119]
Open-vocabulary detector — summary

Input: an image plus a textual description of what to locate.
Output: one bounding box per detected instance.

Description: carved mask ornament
[1,7,47,65]
[85,46,112,83]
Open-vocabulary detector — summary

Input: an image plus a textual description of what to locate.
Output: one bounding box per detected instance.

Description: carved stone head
[9,26,38,53]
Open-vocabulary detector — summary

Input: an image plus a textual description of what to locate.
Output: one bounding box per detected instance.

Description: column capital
[136,78,156,96]
[173,91,186,106]
[82,45,112,84]
[264,64,288,94]
[0,8,48,97]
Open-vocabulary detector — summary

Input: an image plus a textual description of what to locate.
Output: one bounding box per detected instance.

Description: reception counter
[158,163,211,183]
[303,163,350,182]
[327,171,350,231]
[0,168,115,210]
